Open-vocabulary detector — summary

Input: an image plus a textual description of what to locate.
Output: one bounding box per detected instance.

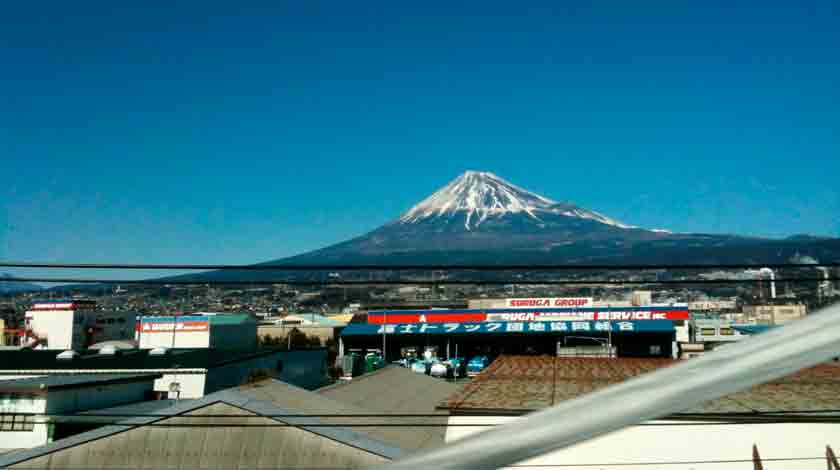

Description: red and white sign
[137,320,209,333]
[369,307,689,324]
[506,298,593,308]
[30,303,76,311]
[486,309,689,322]
[30,301,96,311]
[368,312,487,324]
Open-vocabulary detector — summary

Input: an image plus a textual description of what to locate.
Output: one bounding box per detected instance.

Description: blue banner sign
[340,320,675,336]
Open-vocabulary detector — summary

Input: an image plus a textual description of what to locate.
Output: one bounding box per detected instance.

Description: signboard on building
[505,298,594,308]
[367,307,689,324]
[138,316,210,333]
[688,300,738,311]
[29,301,96,311]
[342,320,676,336]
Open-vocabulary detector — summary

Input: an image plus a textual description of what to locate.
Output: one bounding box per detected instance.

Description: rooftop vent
[149,347,170,356]
[56,350,79,361]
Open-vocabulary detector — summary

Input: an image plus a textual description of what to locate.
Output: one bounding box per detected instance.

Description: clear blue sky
[2,1,839,274]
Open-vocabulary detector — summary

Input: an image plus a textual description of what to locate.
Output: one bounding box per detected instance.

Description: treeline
[259,327,328,349]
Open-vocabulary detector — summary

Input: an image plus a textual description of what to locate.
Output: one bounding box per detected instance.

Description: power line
[503,457,828,467]
[9,419,840,427]
[1,261,839,270]
[4,276,840,285]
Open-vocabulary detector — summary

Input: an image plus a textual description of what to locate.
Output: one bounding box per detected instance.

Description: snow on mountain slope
[399,171,635,231]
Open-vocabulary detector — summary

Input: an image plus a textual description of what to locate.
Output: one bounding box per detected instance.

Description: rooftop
[0,374,161,393]
[0,387,400,469]
[238,365,463,451]
[439,355,840,415]
[0,348,297,373]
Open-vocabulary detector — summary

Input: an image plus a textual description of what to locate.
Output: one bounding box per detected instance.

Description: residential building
[0,374,159,452]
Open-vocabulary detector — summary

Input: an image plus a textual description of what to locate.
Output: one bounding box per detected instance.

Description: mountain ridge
[167,171,840,282]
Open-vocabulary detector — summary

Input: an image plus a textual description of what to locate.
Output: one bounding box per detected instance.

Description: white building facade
[22,301,136,350]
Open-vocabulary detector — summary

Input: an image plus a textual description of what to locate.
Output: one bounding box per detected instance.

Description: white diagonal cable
[385,302,840,470]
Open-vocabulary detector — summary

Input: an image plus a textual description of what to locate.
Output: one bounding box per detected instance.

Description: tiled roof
[440,355,840,415]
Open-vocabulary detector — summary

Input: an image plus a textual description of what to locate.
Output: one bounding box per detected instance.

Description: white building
[692,318,749,347]
[136,313,257,351]
[743,304,807,325]
[0,374,158,452]
[688,299,738,312]
[22,300,136,350]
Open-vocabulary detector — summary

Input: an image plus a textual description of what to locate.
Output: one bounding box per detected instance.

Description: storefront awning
[340,320,675,337]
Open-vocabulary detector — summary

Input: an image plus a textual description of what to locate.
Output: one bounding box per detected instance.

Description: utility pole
[382,310,387,361]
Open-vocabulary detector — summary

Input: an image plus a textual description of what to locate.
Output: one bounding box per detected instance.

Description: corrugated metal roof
[318,366,462,449]
[0,386,403,469]
[238,368,462,451]
[440,355,840,415]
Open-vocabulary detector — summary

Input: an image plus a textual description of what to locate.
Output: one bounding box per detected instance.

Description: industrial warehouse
[339,297,692,363]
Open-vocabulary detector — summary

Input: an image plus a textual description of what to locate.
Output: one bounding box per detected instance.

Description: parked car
[411,360,428,374]
[467,356,490,376]
[429,361,448,378]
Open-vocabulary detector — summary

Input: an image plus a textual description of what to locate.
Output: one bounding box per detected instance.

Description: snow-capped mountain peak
[399,171,634,230]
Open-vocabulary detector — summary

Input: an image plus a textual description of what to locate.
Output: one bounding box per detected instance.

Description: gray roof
[0,387,403,469]
[238,372,457,452]
[0,374,160,393]
[317,366,462,450]
[318,365,461,414]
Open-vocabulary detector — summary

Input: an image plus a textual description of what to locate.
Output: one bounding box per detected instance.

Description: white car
[429,362,448,378]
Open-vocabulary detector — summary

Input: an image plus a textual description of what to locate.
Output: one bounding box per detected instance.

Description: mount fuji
[264,171,840,267]
[172,171,840,284]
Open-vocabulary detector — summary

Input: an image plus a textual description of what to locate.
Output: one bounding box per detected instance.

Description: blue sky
[1,1,839,276]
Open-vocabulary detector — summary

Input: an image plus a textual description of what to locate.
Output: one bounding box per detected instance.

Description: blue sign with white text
[340,320,675,336]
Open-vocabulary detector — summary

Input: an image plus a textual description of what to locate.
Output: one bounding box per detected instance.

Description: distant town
[1,265,838,467]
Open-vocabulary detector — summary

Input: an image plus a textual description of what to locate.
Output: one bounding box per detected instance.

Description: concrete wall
[447,416,840,470]
[154,373,207,399]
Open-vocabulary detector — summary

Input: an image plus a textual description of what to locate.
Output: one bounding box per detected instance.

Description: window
[700,328,717,337]
[0,414,34,432]
[719,328,734,336]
